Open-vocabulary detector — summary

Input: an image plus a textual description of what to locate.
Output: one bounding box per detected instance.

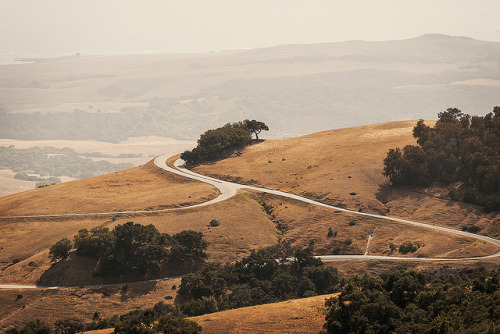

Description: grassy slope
[190,293,336,334]
[0,121,498,331]
[0,160,217,216]
[193,121,499,240]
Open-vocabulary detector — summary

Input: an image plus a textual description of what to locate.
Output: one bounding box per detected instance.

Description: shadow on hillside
[37,254,154,287]
[375,183,489,214]
[37,253,203,288]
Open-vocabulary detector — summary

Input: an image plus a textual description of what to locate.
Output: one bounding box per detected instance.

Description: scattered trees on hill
[383,107,500,211]
[7,302,201,334]
[50,222,209,277]
[180,119,268,164]
[177,244,339,316]
[7,262,498,333]
[325,268,499,333]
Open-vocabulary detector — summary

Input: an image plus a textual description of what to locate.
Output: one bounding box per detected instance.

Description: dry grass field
[0,278,181,331]
[193,121,500,239]
[0,121,498,331]
[190,293,336,334]
[81,293,335,334]
[0,160,217,217]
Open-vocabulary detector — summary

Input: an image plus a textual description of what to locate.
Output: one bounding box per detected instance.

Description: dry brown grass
[0,160,217,216]
[193,121,499,239]
[251,192,497,259]
[0,278,181,332]
[1,121,499,331]
[0,191,278,286]
[0,136,195,197]
[190,293,336,334]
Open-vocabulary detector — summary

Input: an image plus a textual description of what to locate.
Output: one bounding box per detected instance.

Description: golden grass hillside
[0,160,217,216]
[193,121,499,239]
[189,293,336,333]
[0,121,498,331]
[81,293,335,334]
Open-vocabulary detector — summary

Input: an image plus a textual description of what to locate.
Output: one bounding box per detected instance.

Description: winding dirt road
[1,153,499,289]
[163,154,500,261]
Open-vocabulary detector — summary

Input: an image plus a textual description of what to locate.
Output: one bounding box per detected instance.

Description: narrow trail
[364,227,377,256]
[1,153,499,290]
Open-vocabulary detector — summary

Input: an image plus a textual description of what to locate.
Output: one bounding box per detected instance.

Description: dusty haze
[1,1,500,57]
[1,1,500,196]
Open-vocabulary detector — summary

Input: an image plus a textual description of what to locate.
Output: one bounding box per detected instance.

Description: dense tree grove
[383,107,500,211]
[177,244,339,316]
[51,222,208,276]
[325,268,499,333]
[180,119,268,164]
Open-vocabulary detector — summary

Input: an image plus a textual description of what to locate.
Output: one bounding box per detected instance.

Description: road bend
[1,152,499,290]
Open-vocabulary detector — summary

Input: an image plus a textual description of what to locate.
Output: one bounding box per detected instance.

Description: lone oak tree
[243,119,269,140]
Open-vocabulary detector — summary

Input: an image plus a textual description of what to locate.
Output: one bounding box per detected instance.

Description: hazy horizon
[2,0,500,57]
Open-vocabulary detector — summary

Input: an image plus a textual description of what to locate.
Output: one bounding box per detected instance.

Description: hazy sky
[2,0,499,55]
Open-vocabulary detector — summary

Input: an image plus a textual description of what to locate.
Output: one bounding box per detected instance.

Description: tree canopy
[243,119,269,140]
[49,238,72,262]
[325,268,499,333]
[383,107,500,211]
[50,222,209,277]
[180,119,268,164]
[177,244,339,316]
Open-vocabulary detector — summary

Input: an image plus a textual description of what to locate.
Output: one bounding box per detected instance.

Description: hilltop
[193,120,499,240]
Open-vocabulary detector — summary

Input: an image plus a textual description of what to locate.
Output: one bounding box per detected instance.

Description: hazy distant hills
[1,34,499,141]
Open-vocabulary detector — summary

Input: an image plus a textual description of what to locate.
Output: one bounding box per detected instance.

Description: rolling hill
[0,120,498,331]
[1,34,500,142]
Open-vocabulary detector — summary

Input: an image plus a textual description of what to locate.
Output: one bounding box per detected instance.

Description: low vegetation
[383,107,500,211]
[180,119,268,164]
[0,146,133,179]
[49,222,209,277]
[6,302,202,334]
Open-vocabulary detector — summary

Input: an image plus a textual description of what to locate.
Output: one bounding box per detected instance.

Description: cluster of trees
[177,244,339,316]
[180,119,268,164]
[6,302,201,334]
[0,146,133,179]
[8,259,498,333]
[325,268,499,333]
[383,107,500,211]
[49,222,209,277]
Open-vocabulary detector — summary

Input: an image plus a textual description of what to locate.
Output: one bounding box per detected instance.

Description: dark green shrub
[49,238,72,261]
[462,224,481,233]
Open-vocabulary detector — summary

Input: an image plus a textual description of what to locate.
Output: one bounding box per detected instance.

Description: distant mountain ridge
[0,34,499,141]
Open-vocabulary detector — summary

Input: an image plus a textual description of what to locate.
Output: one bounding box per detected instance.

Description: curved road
[1,153,499,289]
[161,154,500,261]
